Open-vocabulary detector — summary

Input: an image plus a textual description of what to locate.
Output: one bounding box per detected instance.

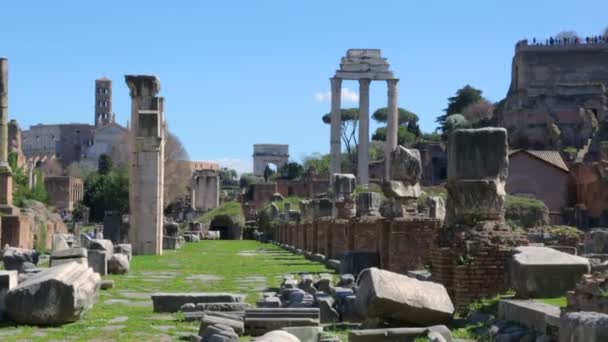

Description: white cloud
[210,158,252,176]
[314,88,359,103]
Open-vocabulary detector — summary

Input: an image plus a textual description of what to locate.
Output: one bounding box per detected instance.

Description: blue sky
[2,1,607,174]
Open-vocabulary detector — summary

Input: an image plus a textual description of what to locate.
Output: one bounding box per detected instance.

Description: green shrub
[465,294,503,315]
[82,167,129,222]
[34,220,48,253]
[10,152,49,207]
[505,195,548,228]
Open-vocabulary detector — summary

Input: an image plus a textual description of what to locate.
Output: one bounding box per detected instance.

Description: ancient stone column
[190,175,197,210]
[125,75,165,255]
[358,79,371,186]
[0,58,16,214]
[329,77,342,184]
[385,79,399,180]
[0,58,9,164]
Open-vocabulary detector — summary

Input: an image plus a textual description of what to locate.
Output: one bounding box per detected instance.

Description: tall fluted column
[385,79,399,180]
[329,77,342,183]
[358,79,371,186]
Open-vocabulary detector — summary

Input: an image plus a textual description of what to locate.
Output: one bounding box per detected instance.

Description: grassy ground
[0,241,333,342]
[536,296,567,307]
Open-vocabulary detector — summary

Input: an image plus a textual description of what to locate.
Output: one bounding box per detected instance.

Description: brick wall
[304,222,314,252]
[351,218,383,253]
[316,218,331,256]
[431,221,524,311]
[328,220,349,259]
[386,217,441,274]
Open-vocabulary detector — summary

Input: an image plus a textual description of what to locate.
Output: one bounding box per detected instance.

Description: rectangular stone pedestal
[0,215,32,249]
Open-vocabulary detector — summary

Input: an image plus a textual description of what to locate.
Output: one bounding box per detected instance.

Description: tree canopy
[276,161,304,180]
[303,153,330,175]
[97,154,113,175]
[82,155,129,221]
[436,85,483,133]
[371,107,421,145]
[372,126,418,146]
[322,108,359,156]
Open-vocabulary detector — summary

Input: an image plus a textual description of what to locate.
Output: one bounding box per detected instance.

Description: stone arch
[253,144,289,177]
[209,215,242,240]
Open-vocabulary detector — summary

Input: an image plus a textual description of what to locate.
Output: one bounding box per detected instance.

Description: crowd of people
[523,34,608,46]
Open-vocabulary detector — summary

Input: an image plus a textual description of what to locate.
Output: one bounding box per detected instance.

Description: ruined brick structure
[274,216,442,275]
[498,41,608,154]
[430,128,527,310]
[242,183,278,211]
[44,176,84,212]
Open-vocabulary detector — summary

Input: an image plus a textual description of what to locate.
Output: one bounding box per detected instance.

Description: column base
[0,205,20,216]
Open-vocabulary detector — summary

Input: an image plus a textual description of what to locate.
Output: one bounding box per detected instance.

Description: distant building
[81,122,128,169]
[22,77,126,168]
[507,149,572,213]
[95,78,113,127]
[44,176,84,212]
[189,161,219,172]
[23,123,95,166]
[498,40,608,156]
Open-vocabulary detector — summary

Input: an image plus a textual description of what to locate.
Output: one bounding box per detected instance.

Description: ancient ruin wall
[511,44,608,94]
[275,216,442,275]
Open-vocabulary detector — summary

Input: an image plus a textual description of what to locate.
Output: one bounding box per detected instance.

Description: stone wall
[499,42,608,150]
[274,216,442,274]
[44,176,84,212]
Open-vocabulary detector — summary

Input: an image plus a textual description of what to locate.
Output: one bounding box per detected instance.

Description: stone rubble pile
[2,247,39,273]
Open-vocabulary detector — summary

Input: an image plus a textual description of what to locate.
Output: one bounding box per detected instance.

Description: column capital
[387,78,399,96]
[125,75,161,98]
[330,77,342,87]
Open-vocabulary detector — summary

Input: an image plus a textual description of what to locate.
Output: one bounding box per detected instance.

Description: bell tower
[95,78,112,127]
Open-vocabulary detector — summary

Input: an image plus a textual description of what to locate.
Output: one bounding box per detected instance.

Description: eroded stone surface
[356,267,454,325]
[6,262,101,325]
[510,246,590,298]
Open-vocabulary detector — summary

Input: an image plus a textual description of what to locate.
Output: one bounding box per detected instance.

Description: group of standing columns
[329,77,399,185]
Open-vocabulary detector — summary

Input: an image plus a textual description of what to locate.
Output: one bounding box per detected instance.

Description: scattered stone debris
[245,308,320,336]
[6,262,101,325]
[100,279,114,290]
[152,292,246,313]
[108,253,130,274]
[348,325,452,342]
[49,247,88,267]
[356,267,454,326]
[509,246,590,298]
[2,247,39,273]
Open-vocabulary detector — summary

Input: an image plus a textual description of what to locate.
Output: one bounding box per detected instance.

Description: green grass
[195,201,244,225]
[1,240,333,342]
[535,297,567,307]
